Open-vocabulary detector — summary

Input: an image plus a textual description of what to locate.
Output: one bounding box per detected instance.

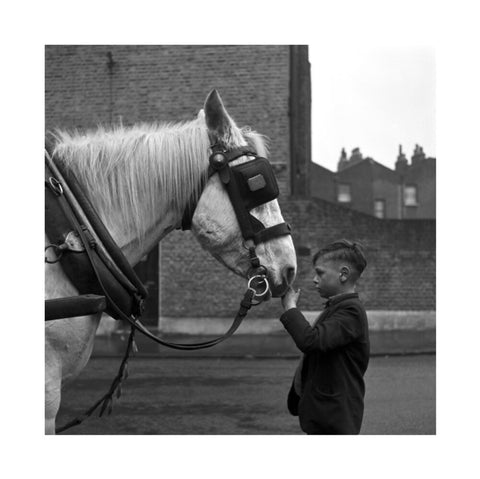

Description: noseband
[181,143,292,297]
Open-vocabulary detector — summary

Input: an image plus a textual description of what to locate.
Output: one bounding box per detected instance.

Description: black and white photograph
[44,44,436,436]
[3,1,479,478]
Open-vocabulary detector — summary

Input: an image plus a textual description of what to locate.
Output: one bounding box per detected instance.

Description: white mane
[50,118,268,241]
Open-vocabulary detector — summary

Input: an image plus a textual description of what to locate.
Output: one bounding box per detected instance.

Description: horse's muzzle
[269,266,296,298]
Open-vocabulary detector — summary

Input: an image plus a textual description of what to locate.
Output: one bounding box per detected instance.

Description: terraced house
[310,144,436,219]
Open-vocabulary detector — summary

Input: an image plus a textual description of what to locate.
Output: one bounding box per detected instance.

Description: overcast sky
[310,45,436,171]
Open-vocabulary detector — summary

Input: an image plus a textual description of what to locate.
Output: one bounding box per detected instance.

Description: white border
[3,0,479,477]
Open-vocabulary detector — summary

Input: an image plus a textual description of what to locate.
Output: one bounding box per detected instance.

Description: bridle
[181,143,292,296]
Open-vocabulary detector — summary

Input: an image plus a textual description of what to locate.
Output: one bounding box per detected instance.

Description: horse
[45,90,297,434]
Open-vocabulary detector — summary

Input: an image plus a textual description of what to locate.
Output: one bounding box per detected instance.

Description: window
[337,183,351,203]
[404,185,418,206]
[374,199,386,219]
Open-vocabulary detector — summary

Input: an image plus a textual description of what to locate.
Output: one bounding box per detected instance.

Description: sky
[309,45,436,171]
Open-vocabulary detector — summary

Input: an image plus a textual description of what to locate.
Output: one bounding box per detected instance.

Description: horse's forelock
[242,128,270,158]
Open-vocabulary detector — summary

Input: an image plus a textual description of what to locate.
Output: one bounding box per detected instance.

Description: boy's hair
[313,239,367,277]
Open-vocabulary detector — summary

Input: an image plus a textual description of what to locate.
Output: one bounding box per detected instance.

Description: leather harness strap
[54,158,148,299]
[45,155,146,319]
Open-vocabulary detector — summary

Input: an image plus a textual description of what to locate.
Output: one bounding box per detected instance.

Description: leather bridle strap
[252,222,292,245]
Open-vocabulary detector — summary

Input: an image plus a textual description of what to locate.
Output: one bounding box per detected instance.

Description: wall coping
[97,310,436,335]
[150,310,436,335]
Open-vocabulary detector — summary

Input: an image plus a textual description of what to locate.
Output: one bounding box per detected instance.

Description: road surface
[56,354,435,434]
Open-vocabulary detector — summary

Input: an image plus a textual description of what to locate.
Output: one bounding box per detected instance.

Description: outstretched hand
[281,286,301,311]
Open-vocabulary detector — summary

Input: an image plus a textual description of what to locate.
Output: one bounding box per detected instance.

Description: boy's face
[313,257,346,298]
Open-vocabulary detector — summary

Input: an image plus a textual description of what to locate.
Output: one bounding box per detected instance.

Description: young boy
[280,239,370,435]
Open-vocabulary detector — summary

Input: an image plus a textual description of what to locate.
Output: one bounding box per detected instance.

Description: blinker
[181,145,289,242]
[231,157,279,210]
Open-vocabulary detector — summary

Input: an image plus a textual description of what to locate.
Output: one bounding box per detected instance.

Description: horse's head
[190,90,297,299]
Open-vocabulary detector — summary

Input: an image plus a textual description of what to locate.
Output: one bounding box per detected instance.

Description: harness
[45,141,292,432]
[45,155,148,321]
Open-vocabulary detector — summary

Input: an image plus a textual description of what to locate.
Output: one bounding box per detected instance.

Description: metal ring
[48,177,64,196]
[247,275,270,298]
[242,239,256,251]
[45,244,63,264]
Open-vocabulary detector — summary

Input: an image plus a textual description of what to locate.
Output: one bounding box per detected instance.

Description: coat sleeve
[280,306,363,353]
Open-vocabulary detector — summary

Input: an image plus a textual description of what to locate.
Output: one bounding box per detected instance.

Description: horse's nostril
[283,266,296,286]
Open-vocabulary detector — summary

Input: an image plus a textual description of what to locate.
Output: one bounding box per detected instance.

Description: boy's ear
[339,265,351,283]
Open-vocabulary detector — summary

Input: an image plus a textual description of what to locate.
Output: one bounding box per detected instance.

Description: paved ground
[56,354,436,435]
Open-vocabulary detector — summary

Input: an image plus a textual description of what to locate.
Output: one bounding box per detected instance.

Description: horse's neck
[90,193,179,265]
[59,123,208,265]
[120,210,179,265]
[82,172,184,265]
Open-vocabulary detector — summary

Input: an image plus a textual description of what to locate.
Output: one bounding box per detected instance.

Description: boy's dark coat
[280,293,370,434]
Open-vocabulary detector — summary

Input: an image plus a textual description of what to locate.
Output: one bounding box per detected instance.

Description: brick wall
[310,163,335,201]
[159,197,435,319]
[45,44,291,195]
[284,198,436,311]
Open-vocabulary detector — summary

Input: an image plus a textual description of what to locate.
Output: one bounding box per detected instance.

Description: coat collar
[323,292,359,309]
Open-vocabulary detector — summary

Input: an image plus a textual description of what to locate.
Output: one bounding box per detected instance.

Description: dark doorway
[133,245,159,326]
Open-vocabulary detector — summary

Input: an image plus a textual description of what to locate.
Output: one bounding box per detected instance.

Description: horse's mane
[50,118,268,241]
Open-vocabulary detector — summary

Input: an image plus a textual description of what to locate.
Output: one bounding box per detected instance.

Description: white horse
[45,90,297,434]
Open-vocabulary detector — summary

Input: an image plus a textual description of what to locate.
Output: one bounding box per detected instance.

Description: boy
[280,239,369,435]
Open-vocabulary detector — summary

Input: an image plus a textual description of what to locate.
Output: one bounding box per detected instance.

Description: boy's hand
[281,286,301,311]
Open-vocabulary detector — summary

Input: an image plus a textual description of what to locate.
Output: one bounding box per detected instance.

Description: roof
[336,157,399,182]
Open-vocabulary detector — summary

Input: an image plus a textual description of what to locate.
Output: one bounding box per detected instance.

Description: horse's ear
[197,109,205,120]
[204,89,235,142]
